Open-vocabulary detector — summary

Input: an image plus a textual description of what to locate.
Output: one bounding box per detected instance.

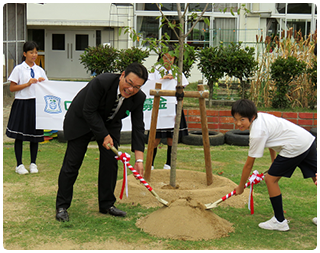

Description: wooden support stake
[144,82,162,181]
[150,89,209,98]
[198,83,213,186]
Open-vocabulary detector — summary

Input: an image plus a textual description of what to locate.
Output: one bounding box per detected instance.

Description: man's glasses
[125,77,141,91]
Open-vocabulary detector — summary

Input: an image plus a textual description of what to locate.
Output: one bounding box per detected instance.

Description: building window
[213,3,238,13]
[189,3,212,12]
[277,3,313,14]
[52,34,65,50]
[212,18,236,46]
[136,3,158,11]
[161,3,185,11]
[27,29,45,51]
[137,16,159,41]
[96,30,101,46]
[187,17,210,48]
[161,16,181,41]
[76,34,89,50]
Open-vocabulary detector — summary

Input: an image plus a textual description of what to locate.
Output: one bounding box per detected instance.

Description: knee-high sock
[30,142,39,164]
[14,139,23,166]
[166,145,172,166]
[270,194,285,222]
[152,147,157,166]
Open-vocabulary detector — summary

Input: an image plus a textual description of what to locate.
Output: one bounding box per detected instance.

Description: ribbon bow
[248,170,265,214]
[115,152,130,199]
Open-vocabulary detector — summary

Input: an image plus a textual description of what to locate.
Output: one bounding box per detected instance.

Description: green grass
[3,140,317,250]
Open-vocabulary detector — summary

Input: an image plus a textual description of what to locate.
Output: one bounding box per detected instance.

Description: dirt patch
[136,197,234,241]
[115,169,249,241]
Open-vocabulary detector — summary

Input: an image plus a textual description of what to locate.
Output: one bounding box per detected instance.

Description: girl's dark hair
[157,43,176,63]
[231,99,258,122]
[124,62,148,84]
[22,41,39,62]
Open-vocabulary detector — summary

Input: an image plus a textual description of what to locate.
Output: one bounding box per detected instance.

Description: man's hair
[231,99,258,122]
[124,62,148,84]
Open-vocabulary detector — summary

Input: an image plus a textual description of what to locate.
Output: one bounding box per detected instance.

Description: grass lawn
[3,140,317,250]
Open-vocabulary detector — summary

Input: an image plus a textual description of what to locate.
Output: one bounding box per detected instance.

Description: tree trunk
[240,77,245,99]
[208,81,214,108]
[169,21,184,188]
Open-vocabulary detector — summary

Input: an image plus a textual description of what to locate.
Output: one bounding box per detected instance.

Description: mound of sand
[136,197,235,241]
[115,170,250,241]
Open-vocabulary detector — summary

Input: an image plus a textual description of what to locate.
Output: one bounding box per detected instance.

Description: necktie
[108,94,124,120]
[30,68,35,78]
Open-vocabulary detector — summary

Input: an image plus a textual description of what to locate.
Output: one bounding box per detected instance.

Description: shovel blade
[151,189,170,207]
[205,199,223,210]
[157,197,170,206]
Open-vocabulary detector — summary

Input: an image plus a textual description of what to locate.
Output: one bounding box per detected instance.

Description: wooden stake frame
[144,81,213,186]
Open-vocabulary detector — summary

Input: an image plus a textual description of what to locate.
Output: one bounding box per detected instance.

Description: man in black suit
[56,63,148,221]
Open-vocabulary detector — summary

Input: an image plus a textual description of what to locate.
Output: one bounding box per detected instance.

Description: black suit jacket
[63,73,146,152]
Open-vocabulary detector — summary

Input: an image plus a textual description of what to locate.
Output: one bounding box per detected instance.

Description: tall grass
[250,31,317,109]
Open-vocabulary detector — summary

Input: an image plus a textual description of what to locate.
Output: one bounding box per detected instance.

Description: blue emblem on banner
[44,95,62,114]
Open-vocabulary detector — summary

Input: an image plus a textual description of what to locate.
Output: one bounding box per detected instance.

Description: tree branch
[184,3,210,38]
[156,3,180,39]
[182,3,189,18]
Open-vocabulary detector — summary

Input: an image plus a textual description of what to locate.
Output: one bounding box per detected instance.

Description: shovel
[108,144,169,207]
[205,170,267,210]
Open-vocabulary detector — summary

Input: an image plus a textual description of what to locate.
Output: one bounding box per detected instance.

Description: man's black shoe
[100,206,127,217]
[56,208,69,222]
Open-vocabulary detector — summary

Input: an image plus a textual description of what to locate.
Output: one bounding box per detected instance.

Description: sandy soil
[114,169,249,241]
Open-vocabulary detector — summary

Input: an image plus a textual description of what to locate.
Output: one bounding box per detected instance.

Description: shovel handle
[107,144,169,206]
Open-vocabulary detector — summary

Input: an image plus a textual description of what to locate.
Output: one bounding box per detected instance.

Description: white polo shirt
[249,112,315,158]
[8,61,48,99]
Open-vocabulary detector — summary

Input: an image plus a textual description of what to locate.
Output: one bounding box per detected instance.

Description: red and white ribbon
[247,170,265,214]
[115,151,154,199]
[115,151,130,199]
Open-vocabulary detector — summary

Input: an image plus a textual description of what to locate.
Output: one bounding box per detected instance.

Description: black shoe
[56,207,69,222]
[100,206,127,217]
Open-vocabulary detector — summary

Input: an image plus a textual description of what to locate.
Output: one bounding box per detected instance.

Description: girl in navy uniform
[6,41,48,174]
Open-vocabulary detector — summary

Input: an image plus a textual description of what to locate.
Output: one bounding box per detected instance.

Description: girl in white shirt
[150,45,189,170]
[6,41,48,175]
[231,99,316,231]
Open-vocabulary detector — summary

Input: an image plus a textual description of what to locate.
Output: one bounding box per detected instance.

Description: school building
[3,3,317,83]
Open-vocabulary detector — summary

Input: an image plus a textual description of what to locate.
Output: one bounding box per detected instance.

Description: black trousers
[56,131,118,210]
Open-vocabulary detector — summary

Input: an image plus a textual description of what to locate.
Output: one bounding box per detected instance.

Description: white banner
[35,79,176,131]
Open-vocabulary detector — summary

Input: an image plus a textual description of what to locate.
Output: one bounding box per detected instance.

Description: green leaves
[270,56,307,108]
[116,47,150,73]
[79,45,149,75]
[79,45,119,75]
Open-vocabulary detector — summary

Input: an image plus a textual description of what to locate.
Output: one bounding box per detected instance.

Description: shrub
[249,34,316,109]
[197,45,225,106]
[115,47,150,73]
[270,56,306,109]
[306,58,317,109]
[223,42,258,99]
[79,45,119,75]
